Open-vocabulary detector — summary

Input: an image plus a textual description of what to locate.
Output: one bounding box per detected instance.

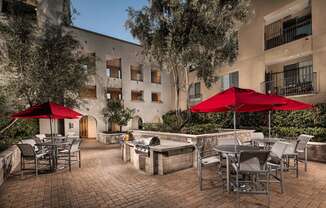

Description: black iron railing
[261,67,317,96]
[265,14,312,50]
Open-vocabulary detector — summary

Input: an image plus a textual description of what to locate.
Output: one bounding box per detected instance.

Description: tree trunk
[0,119,18,135]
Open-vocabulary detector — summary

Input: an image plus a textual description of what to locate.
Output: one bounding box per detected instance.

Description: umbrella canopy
[191,87,287,113]
[265,94,313,138]
[269,95,313,111]
[12,102,82,119]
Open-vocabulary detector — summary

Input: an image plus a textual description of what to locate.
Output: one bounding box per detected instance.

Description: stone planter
[306,142,326,163]
[97,132,126,144]
[0,145,21,187]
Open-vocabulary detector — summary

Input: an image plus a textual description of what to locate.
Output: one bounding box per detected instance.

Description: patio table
[214,145,260,192]
[36,141,71,171]
[251,137,281,149]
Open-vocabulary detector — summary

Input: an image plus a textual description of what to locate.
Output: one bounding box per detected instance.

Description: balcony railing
[261,68,317,97]
[265,14,312,50]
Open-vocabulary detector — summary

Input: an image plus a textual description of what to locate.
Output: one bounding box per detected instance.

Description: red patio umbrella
[12,102,82,140]
[265,95,313,138]
[191,87,287,145]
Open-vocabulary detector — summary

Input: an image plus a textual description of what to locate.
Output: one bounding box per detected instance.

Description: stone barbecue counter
[122,139,195,175]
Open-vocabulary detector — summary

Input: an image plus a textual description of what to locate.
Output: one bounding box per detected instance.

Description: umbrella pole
[50,117,53,143]
[268,111,271,139]
[233,111,237,152]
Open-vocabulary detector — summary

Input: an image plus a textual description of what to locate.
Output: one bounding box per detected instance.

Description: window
[189,82,201,99]
[80,85,97,99]
[151,69,161,84]
[284,60,313,87]
[151,92,161,102]
[106,58,122,79]
[131,91,144,101]
[130,64,143,81]
[221,71,239,90]
[107,88,122,100]
[84,52,96,74]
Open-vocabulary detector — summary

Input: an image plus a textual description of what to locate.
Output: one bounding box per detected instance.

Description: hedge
[143,103,326,142]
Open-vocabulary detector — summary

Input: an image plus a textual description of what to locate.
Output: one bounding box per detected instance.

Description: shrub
[181,123,222,135]
[0,118,38,151]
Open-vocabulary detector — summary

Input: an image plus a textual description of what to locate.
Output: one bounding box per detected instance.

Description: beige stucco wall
[179,0,326,110]
[56,27,175,136]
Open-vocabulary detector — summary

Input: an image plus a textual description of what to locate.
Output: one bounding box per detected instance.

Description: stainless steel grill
[134,137,160,156]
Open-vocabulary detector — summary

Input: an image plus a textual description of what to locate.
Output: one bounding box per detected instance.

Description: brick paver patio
[1,140,326,208]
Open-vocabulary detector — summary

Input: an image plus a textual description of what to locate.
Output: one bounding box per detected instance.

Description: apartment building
[0,0,174,138]
[63,26,174,137]
[182,0,326,109]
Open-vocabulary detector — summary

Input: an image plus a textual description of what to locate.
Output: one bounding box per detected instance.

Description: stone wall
[97,133,126,144]
[306,142,326,163]
[0,145,20,187]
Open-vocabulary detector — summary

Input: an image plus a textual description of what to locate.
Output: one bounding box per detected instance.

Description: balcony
[261,66,317,97]
[265,13,311,50]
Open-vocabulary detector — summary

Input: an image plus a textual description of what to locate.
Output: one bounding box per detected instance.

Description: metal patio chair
[267,141,289,193]
[16,143,51,176]
[57,139,82,171]
[284,134,314,177]
[231,150,271,208]
[196,141,220,191]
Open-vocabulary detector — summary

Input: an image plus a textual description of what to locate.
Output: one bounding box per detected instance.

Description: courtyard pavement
[1,140,326,208]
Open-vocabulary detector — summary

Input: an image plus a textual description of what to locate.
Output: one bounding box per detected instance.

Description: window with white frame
[221,71,239,90]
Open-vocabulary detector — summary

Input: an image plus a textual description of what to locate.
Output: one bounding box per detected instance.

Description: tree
[103,100,134,132]
[125,0,251,127]
[0,0,92,134]
[0,1,91,108]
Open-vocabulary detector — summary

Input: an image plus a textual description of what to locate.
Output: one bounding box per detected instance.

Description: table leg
[226,155,230,192]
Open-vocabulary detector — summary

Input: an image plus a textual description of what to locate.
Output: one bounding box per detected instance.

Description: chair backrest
[238,150,270,171]
[296,134,313,152]
[70,139,81,152]
[22,139,39,151]
[271,141,289,159]
[218,137,240,145]
[33,137,42,144]
[66,132,75,136]
[252,132,264,140]
[17,144,35,157]
[35,134,46,140]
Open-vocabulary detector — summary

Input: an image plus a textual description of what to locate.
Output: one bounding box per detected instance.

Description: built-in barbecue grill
[134,137,160,156]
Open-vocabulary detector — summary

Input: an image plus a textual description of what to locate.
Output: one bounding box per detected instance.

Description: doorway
[79,116,97,139]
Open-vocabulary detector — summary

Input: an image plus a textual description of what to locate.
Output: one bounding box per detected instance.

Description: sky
[71,0,148,44]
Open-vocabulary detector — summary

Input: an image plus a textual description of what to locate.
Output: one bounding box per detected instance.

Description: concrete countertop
[126,139,194,152]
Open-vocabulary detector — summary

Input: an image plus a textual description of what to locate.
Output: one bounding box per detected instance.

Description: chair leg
[267,172,270,208]
[295,155,299,178]
[280,163,284,193]
[304,147,308,172]
[236,172,240,208]
[78,150,81,168]
[199,164,202,191]
[68,153,71,172]
[21,157,24,178]
[35,158,38,176]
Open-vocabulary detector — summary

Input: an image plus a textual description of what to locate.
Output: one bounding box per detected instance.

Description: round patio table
[36,141,71,171]
[214,145,260,192]
[251,138,281,149]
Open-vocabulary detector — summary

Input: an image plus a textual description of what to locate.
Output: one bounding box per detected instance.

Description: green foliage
[0,117,38,151]
[103,100,134,131]
[144,104,326,141]
[0,6,92,107]
[181,123,222,135]
[126,0,251,87]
